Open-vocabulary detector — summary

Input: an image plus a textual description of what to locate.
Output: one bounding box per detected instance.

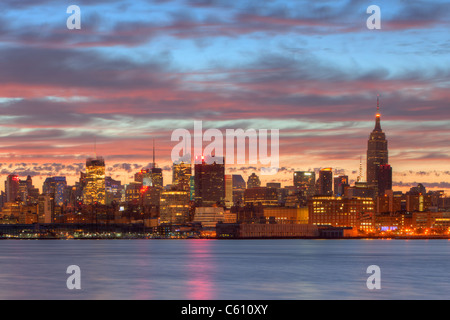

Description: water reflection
[185,240,217,300]
[1,239,450,300]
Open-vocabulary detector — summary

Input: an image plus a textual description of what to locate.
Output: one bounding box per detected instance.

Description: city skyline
[2,0,450,303]
[0,0,448,193]
[0,98,448,195]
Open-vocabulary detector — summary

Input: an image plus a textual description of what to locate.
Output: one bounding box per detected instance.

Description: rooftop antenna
[357,156,363,183]
[152,139,156,168]
[377,94,380,113]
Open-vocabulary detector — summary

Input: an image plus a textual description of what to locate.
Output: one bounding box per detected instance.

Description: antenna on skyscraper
[357,156,363,182]
[377,94,380,113]
[152,139,156,168]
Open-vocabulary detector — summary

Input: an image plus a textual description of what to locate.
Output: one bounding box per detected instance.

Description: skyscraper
[367,96,388,194]
[294,171,316,199]
[135,169,151,184]
[160,190,191,225]
[173,161,192,191]
[316,168,333,196]
[194,156,225,207]
[43,176,67,206]
[84,156,106,205]
[334,175,349,197]
[232,175,246,206]
[5,175,19,203]
[151,167,163,188]
[224,175,233,208]
[150,140,163,188]
[105,176,123,204]
[377,164,393,196]
[247,173,261,189]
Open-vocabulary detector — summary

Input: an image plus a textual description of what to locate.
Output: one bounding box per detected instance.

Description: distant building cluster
[0,99,449,239]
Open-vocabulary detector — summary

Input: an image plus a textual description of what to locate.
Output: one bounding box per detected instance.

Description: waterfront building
[308,196,375,228]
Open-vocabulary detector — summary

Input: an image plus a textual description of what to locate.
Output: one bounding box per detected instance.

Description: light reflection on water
[0,239,449,300]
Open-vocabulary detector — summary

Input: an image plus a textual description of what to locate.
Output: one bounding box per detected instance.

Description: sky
[0,0,449,193]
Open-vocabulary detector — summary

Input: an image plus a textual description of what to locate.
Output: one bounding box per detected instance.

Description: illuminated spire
[374,95,382,132]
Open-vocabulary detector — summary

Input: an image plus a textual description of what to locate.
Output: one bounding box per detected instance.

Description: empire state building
[367,96,388,193]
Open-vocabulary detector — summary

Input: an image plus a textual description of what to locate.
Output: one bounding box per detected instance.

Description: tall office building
[316,168,333,196]
[151,168,163,188]
[135,169,151,185]
[194,156,225,207]
[84,156,106,205]
[334,175,349,197]
[294,171,316,199]
[18,179,29,203]
[43,176,67,206]
[367,96,388,194]
[232,175,246,190]
[225,174,233,208]
[232,175,246,206]
[247,173,261,189]
[377,164,393,196]
[105,176,123,204]
[24,176,39,204]
[5,175,20,203]
[160,190,191,225]
[149,140,163,188]
[125,182,143,204]
[190,176,195,201]
[173,161,192,191]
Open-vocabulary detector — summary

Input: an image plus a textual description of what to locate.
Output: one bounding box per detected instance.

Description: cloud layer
[0,0,449,191]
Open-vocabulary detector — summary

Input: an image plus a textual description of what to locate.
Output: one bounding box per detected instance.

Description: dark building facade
[247,173,261,189]
[194,156,225,207]
[316,168,333,196]
[377,164,393,196]
[334,175,349,197]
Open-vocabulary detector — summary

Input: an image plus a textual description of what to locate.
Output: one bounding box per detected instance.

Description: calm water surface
[0,239,449,300]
